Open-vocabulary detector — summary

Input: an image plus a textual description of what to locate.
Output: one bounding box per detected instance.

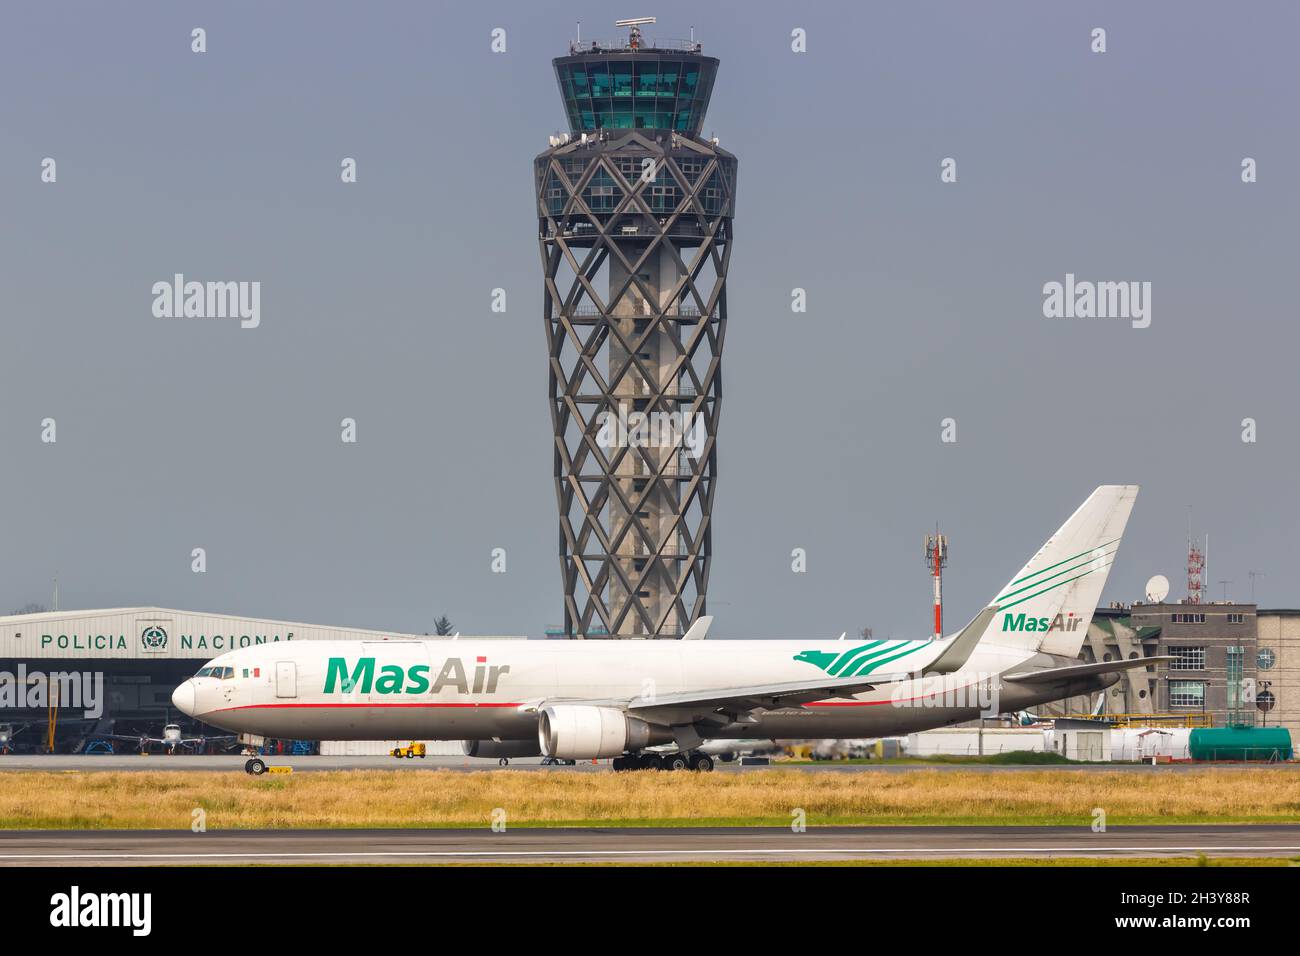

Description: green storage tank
[1189,727,1293,761]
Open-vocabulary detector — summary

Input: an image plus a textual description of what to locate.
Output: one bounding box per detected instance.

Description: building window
[1227,613,1244,624]
[1171,612,1206,624]
[1258,648,1276,670]
[1227,646,1245,708]
[1169,681,1205,708]
[1169,646,1205,670]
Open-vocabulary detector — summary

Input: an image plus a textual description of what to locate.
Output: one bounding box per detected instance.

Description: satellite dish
[1145,574,1170,603]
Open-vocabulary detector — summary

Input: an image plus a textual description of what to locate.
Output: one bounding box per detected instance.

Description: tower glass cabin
[536,27,737,638]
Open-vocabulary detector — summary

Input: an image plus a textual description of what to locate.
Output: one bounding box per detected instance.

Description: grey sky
[2,1,1297,639]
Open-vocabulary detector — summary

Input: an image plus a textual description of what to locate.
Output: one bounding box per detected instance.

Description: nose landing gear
[238,734,272,775]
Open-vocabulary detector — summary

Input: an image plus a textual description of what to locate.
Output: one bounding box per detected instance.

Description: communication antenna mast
[1186,511,1205,604]
[924,530,949,640]
[1248,571,1264,603]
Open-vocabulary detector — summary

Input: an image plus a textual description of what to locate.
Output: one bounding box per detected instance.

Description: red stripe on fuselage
[208,701,523,714]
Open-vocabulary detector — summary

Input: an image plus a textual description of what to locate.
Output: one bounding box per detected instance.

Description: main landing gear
[611,751,715,773]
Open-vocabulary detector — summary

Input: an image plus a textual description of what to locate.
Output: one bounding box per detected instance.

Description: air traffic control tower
[536,19,737,638]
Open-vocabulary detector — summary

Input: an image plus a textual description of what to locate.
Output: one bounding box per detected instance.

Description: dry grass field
[1,767,1299,829]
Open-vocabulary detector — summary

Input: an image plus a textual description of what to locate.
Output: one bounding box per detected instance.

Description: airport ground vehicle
[389,742,426,759]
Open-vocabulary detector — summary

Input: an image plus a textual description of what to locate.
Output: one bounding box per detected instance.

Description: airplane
[104,723,237,755]
[172,485,1167,775]
[0,723,25,754]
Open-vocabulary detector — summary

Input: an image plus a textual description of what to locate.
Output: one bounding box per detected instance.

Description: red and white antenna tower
[924,530,949,639]
[1186,516,1205,604]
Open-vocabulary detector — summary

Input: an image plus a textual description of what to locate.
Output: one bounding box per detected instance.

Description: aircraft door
[275,661,297,699]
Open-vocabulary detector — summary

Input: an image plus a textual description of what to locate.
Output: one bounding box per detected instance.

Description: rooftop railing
[568,38,703,55]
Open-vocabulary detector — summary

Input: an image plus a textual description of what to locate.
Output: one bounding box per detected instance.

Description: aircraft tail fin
[978,485,1139,658]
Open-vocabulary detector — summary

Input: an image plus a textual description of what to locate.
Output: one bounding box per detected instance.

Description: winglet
[681,615,714,640]
[925,605,1000,675]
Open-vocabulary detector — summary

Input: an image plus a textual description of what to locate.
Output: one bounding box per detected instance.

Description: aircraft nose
[171,680,197,716]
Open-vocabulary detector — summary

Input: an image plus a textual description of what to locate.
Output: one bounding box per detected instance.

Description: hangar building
[0,607,521,753]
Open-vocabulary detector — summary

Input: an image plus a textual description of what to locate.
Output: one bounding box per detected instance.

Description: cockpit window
[195,665,235,679]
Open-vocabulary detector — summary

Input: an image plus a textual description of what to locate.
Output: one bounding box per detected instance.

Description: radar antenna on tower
[615,16,656,50]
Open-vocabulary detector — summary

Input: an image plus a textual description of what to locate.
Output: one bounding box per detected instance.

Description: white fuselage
[173,637,1089,743]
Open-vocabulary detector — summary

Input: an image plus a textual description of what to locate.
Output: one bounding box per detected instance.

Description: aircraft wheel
[663,753,690,771]
[638,753,663,771]
[247,758,267,776]
[690,754,715,773]
[243,758,254,774]
[611,756,627,772]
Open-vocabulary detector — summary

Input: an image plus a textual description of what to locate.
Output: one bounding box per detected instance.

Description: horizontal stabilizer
[1003,656,1173,684]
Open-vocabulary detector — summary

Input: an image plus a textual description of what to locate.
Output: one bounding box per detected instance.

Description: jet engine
[537,705,671,759]
[462,740,542,759]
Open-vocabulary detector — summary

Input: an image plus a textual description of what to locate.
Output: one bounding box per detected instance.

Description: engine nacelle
[537,705,671,759]
[462,739,542,759]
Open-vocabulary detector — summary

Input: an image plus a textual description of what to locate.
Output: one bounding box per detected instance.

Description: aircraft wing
[1002,656,1174,684]
[559,673,910,726]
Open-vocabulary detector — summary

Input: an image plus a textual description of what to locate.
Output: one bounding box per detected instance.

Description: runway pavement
[0,825,1295,865]
[5,754,1296,773]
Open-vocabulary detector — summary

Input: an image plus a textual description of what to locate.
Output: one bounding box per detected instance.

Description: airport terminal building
[1045,602,1299,739]
[0,607,521,752]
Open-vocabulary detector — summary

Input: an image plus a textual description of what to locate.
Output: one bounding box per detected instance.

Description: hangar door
[275,661,297,699]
